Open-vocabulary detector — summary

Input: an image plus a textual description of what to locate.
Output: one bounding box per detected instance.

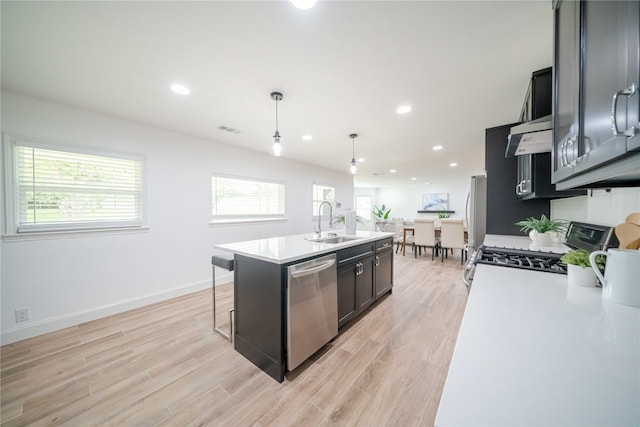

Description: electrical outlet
[15,308,29,323]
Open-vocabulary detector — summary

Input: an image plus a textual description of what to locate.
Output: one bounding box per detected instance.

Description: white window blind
[212,175,285,219]
[14,144,143,232]
[312,184,335,216]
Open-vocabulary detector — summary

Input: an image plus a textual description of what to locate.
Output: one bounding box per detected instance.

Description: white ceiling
[1,0,553,188]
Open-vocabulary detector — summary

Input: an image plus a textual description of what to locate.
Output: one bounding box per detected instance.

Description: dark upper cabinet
[552,0,640,189]
[552,0,581,183]
[577,1,634,172]
[517,153,575,200]
[521,67,553,121]
[515,67,586,200]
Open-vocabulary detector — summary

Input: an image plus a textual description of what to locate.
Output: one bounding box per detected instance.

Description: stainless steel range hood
[505,115,552,157]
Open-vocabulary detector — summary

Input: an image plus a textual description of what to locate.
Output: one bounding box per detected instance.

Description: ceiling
[1,1,553,188]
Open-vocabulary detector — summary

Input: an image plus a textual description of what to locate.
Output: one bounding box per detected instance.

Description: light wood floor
[1,250,468,426]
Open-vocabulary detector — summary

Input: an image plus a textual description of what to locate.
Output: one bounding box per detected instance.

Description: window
[312,184,335,216]
[212,175,285,221]
[356,195,372,220]
[8,137,143,233]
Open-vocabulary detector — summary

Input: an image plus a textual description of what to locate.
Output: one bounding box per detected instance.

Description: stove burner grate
[475,246,567,274]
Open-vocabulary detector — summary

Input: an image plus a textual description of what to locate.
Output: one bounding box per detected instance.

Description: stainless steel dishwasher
[286,253,338,371]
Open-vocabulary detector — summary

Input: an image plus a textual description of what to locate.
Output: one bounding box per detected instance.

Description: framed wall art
[421,193,449,211]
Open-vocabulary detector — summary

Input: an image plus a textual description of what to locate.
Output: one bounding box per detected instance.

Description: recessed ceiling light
[433,145,443,151]
[449,162,458,167]
[390,169,397,173]
[290,0,317,9]
[411,177,416,180]
[424,182,430,185]
[170,84,190,95]
[396,105,412,114]
[302,135,312,141]
[357,158,365,162]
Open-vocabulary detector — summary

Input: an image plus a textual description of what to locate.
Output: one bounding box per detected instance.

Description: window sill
[209,218,287,227]
[2,226,150,242]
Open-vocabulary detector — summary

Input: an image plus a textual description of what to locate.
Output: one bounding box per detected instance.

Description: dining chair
[413,218,439,260]
[439,218,466,264]
[392,218,412,254]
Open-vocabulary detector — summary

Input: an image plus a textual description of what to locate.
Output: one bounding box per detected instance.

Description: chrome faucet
[315,201,333,236]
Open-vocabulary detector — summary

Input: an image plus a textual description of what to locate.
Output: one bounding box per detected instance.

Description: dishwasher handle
[289,259,336,278]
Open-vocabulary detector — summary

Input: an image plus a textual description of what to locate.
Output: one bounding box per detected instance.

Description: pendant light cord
[351,134,356,162]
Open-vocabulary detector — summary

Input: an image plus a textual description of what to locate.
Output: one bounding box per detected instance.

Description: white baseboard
[1,271,233,345]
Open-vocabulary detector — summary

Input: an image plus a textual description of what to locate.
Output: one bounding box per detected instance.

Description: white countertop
[436,235,640,426]
[214,230,394,264]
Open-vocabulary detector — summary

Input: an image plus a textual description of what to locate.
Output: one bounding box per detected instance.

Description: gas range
[474,246,567,274]
[462,221,618,290]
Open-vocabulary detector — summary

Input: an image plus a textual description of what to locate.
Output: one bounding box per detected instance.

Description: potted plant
[560,249,605,287]
[515,214,568,246]
[372,204,392,222]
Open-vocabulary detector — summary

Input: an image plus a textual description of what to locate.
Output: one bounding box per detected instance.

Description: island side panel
[233,254,285,382]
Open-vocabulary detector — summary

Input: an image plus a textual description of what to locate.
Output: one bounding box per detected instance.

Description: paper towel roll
[345,210,357,235]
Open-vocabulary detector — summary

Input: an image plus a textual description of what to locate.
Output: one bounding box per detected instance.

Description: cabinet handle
[375,256,380,267]
[516,180,529,195]
[561,135,575,167]
[560,139,567,167]
[611,83,638,137]
[566,136,576,166]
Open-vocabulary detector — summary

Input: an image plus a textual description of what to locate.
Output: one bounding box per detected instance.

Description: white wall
[0,92,354,344]
[551,188,640,226]
[355,175,472,228]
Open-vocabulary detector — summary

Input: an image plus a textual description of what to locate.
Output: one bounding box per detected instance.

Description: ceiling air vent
[218,126,241,134]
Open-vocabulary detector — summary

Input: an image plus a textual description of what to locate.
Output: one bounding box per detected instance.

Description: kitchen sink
[309,235,362,244]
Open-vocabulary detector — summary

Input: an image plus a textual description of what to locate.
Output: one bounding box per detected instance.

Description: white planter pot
[529,230,555,246]
[567,264,598,287]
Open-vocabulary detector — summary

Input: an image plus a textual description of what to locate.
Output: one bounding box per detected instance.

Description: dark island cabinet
[356,257,375,312]
[233,235,395,382]
[337,261,358,327]
[552,0,640,189]
[337,238,393,329]
[374,239,394,298]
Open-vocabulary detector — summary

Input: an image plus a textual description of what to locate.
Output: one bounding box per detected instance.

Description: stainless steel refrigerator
[465,175,487,252]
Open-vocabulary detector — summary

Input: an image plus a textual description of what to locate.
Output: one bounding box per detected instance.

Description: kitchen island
[436,235,640,426]
[215,230,394,382]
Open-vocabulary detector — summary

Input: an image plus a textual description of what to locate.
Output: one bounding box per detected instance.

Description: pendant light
[349,133,358,174]
[271,91,283,157]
